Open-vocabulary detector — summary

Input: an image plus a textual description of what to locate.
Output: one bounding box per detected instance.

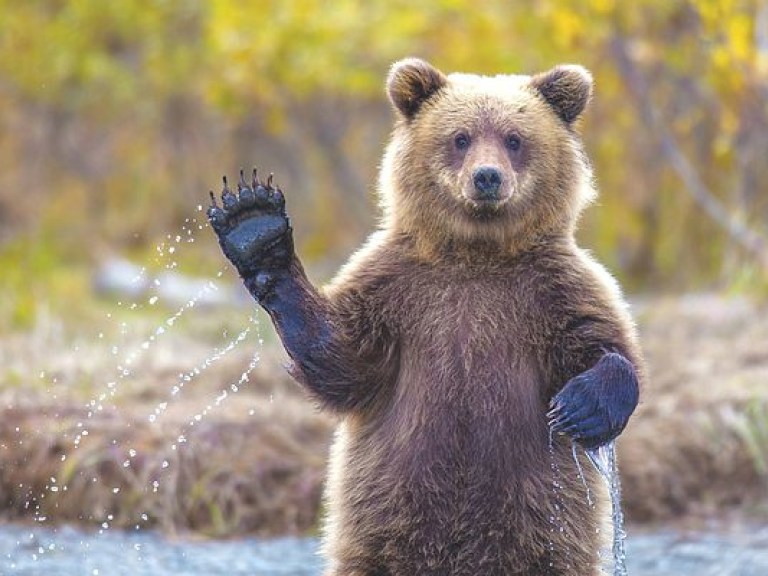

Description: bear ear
[530,65,593,124]
[387,58,448,120]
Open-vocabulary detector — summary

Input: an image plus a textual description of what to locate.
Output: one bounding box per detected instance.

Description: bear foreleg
[207,170,384,412]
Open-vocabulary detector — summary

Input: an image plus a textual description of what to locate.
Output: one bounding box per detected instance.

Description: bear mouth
[465,196,509,217]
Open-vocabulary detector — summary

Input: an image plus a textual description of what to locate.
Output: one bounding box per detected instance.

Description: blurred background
[0,0,767,571]
[2,0,768,322]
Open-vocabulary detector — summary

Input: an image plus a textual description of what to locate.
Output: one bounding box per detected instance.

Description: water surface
[2,524,768,575]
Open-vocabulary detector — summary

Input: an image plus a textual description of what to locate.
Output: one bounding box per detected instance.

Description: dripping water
[585,441,628,576]
[550,424,626,575]
[547,430,559,568]
[547,430,572,572]
[571,442,594,508]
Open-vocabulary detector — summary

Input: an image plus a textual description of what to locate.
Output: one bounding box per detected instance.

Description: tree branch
[610,35,768,271]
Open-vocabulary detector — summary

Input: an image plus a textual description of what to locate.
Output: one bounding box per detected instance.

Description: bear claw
[207,168,294,294]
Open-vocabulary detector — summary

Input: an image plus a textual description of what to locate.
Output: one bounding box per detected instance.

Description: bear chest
[376,274,550,467]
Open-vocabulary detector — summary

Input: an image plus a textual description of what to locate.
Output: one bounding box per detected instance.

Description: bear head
[380,58,596,256]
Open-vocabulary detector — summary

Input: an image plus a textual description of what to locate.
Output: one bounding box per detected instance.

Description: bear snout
[472,166,503,201]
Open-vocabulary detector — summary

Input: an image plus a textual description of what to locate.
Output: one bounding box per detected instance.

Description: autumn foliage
[1,0,767,327]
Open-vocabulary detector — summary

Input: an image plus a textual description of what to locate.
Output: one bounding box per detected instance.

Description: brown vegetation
[0,295,766,536]
[0,314,332,537]
[621,294,768,523]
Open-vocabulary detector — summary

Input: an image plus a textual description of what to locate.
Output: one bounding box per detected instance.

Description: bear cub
[208,58,642,576]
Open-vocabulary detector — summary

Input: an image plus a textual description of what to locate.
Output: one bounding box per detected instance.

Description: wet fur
[315,230,641,575]
[317,62,642,575]
[210,59,644,575]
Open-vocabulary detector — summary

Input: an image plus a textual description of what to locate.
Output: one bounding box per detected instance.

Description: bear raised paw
[208,170,293,301]
[208,58,644,576]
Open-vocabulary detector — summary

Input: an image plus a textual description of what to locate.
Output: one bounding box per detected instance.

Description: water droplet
[586,441,628,576]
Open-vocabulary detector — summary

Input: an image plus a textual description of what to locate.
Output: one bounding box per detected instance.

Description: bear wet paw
[548,352,639,450]
[207,169,294,299]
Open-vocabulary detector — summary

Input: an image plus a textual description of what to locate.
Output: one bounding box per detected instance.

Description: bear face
[380,58,596,255]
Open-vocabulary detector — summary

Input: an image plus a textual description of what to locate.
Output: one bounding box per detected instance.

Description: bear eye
[505,134,522,152]
[454,133,471,151]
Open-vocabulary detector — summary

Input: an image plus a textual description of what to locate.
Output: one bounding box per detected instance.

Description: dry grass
[0,399,329,537]
[0,294,767,536]
[621,294,768,523]
[0,308,332,536]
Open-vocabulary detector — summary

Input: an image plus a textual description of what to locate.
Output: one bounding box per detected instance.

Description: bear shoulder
[522,241,643,372]
[323,230,411,300]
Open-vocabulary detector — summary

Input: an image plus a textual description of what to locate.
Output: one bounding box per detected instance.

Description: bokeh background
[0,0,767,548]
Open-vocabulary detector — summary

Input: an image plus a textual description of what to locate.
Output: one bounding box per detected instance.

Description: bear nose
[472,166,502,200]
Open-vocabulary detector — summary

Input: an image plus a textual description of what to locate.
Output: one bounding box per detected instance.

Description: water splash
[69,274,224,462]
[571,442,594,508]
[17,210,275,575]
[547,430,572,571]
[35,217,227,533]
[128,315,263,533]
[182,341,261,432]
[145,308,247,425]
[586,441,628,576]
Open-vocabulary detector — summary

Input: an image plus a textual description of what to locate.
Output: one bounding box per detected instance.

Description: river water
[2,523,768,575]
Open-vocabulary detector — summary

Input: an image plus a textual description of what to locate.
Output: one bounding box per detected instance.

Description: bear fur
[208,58,644,575]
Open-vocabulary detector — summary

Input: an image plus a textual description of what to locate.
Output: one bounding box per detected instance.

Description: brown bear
[207,58,643,575]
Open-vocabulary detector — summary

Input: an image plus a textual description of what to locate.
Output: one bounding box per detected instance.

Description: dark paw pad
[548,353,639,450]
[207,169,293,291]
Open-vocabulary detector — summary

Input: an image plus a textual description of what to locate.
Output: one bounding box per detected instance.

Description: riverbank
[0,293,766,536]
